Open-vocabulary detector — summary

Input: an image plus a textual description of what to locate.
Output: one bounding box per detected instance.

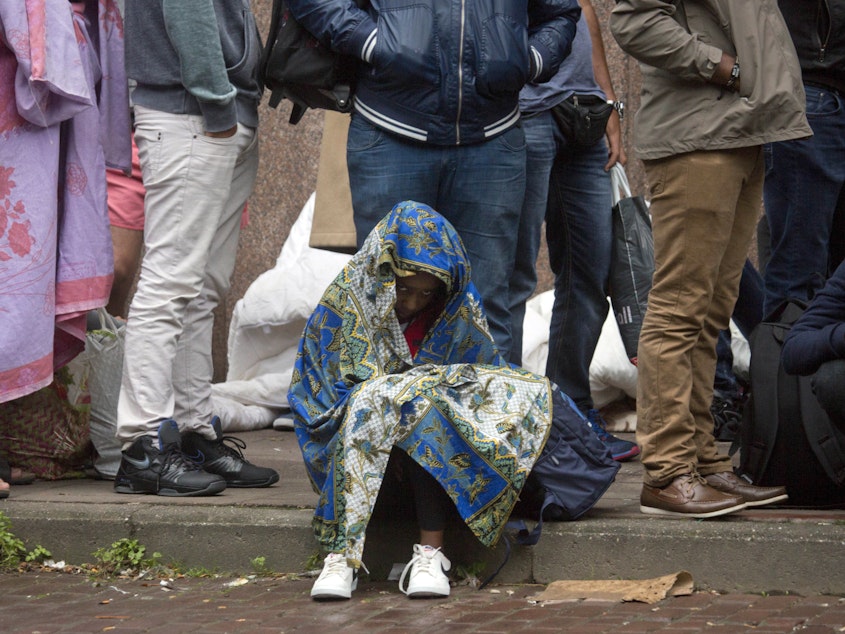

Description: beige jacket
[610,0,812,160]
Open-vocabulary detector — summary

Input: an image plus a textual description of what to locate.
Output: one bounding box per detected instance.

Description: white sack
[211,194,351,431]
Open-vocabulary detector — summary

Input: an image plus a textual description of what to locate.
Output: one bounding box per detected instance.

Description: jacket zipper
[818,0,831,62]
[456,0,466,145]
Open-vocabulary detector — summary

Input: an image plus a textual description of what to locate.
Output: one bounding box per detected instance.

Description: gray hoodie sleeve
[163,0,238,132]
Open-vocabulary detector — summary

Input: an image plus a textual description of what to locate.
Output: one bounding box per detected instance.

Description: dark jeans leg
[763,85,845,315]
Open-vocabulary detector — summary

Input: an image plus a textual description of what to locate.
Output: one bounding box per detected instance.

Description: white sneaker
[311,553,357,600]
[399,544,451,598]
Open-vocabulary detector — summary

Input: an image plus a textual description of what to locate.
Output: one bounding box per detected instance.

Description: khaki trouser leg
[637,147,764,487]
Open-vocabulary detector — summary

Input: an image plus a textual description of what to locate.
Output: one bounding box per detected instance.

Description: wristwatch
[725,60,740,92]
[608,100,625,121]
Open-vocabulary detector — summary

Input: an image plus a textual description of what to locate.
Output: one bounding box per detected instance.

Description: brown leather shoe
[640,473,747,518]
[704,471,788,507]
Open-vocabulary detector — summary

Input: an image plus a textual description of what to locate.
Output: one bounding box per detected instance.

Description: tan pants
[637,147,764,487]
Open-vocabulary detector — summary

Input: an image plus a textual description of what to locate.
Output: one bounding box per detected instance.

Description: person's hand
[205,124,238,138]
[603,111,627,172]
[713,53,740,93]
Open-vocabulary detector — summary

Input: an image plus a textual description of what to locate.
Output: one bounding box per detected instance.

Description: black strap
[739,320,783,480]
[479,533,511,590]
[260,0,284,87]
[480,492,557,589]
[799,376,845,485]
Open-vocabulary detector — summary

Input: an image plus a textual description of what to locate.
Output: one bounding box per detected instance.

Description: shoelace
[586,411,613,441]
[678,473,708,496]
[219,435,252,464]
[319,554,368,578]
[160,443,203,472]
[321,553,350,578]
[398,546,441,595]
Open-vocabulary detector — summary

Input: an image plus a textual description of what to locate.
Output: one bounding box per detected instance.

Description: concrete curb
[2,429,844,595]
[4,500,845,594]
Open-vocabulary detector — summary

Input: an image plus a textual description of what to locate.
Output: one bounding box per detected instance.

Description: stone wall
[213,0,644,380]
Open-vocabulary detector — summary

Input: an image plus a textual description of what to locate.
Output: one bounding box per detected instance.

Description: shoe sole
[639,501,747,519]
[310,592,352,601]
[114,480,227,497]
[744,493,789,507]
[406,588,450,598]
[311,577,357,600]
[613,446,641,462]
[223,473,280,488]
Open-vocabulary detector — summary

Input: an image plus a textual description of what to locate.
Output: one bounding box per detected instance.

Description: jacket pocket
[475,14,529,98]
[372,5,440,86]
[221,8,260,86]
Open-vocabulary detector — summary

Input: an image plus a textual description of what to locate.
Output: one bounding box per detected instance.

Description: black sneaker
[114,420,227,496]
[181,417,280,488]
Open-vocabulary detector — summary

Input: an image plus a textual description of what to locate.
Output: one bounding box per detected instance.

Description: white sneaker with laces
[399,544,451,598]
[311,553,357,600]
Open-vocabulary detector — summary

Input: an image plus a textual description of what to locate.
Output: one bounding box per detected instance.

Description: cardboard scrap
[532,570,694,605]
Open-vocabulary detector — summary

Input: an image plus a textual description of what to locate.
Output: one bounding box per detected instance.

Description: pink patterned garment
[0,0,131,403]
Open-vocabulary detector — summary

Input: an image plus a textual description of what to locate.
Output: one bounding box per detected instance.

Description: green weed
[0,512,26,569]
[304,551,323,571]
[25,545,53,564]
[0,513,53,568]
[92,538,162,575]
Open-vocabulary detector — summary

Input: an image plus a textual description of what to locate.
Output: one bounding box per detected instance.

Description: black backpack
[260,0,360,124]
[738,300,845,507]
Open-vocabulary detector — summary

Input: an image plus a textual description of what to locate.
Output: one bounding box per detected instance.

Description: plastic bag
[608,164,654,365]
[86,309,125,478]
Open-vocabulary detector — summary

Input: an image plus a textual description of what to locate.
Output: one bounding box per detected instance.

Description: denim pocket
[805,85,842,119]
[494,124,526,153]
[347,116,385,153]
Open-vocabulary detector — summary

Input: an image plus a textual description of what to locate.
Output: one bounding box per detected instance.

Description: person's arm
[579,0,626,170]
[782,264,845,376]
[609,0,738,90]
[162,0,237,134]
[286,0,377,63]
[527,0,581,83]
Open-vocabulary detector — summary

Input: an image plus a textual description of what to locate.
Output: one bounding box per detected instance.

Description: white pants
[116,107,259,445]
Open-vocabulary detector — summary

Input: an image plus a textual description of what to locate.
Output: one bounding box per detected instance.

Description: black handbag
[550,93,613,147]
[261,0,362,124]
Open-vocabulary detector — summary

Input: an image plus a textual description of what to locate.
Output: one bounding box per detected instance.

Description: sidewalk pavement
[1,423,844,598]
[2,569,845,634]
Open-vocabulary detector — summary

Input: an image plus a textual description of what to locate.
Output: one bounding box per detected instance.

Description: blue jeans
[763,84,845,316]
[346,115,527,356]
[510,112,612,412]
[713,259,765,401]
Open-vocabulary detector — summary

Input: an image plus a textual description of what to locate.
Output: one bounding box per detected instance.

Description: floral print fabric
[288,201,552,566]
[0,0,130,402]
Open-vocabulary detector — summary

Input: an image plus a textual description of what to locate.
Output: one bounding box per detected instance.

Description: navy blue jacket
[782,260,845,376]
[287,0,580,145]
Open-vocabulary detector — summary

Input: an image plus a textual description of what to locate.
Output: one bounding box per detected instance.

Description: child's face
[394,272,444,323]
